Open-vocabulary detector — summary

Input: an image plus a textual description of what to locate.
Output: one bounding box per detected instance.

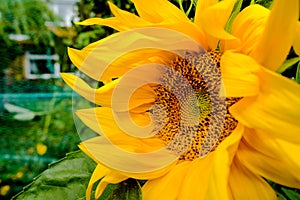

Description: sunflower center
[152,50,240,161]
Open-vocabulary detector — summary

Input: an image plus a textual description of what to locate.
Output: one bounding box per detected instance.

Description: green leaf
[100,179,142,200]
[224,0,243,33]
[277,57,300,74]
[256,0,273,8]
[98,184,118,200]
[277,193,287,200]
[12,150,96,200]
[296,61,300,83]
[282,188,300,200]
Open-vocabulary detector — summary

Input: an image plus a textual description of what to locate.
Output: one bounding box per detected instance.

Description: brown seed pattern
[152,50,240,161]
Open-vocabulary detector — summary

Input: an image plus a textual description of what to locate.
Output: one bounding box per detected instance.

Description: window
[25,52,60,79]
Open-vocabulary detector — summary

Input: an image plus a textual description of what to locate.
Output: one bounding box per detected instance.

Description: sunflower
[61,0,300,199]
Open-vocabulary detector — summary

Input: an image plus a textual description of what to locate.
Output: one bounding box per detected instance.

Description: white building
[47,0,79,27]
[25,0,79,79]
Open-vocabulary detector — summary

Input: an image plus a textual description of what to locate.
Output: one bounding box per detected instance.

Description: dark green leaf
[256,0,273,8]
[101,179,142,200]
[12,150,96,200]
[277,57,300,74]
[282,188,300,200]
[296,61,300,83]
[98,184,118,200]
[276,192,287,200]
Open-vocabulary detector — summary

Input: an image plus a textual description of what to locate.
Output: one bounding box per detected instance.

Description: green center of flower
[152,50,240,161]
[197,91,212,118]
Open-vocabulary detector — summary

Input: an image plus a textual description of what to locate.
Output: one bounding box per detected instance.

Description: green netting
[0,78,80,199]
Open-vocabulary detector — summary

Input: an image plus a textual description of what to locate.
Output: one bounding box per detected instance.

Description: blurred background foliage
[0,0,298,199]
[70,0,136,49]
[0,94,80,198]
[0,0,59,45]
[0,0,60,76]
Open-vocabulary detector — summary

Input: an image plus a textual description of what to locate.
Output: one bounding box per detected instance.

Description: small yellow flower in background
[36,143,47,156]
[0,185,10,196]
[12,172,24,180]
[61,0,300,199]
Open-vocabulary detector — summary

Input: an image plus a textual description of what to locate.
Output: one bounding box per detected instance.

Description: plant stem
[185,0,194,16]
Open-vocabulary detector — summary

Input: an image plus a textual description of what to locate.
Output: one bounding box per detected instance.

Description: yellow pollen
[152,50,240,161]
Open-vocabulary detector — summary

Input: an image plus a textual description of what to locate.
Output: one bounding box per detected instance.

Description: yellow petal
[294,22,300,56]
[250,0,299,71]
[178,155,228,199]
[79,131,174,194]
[68,28,206,83]
[67,46,110,82]
[61,72,156,108]
[77,107,165,153]
[131,0,189,23]
[77,2,162,31]
[203,123,243,200]
[68,36,165,83]
[177,157,214,199]
[60,73,118,106]
[199,0,237,49]
[156,21,208,49]
[76,107,122,138]
[220,51,260,97]
[110,71,158,112]
[79,142,99,163]
[142,161,191,200]
[76,107,157,139]
[85,164,110,200]
[106,2,152,31]
[224,4,269,53]
[82,132,165,154]
[101,49,173,84]
[60,73,95,102]
[229,157,277,200]
[68,36,140,82]
[94,171,128,199]
[77,17,146,32]
[76,2,151,31]
[237,127,300,188]
[215,122,243,157]
[230,67,300,143]
[80,141,175,197]
[194,0,218,26]
[67,47,87,71]
[178,123,243,200]
[78,2,208,48]
[194,0,219,49]
[129,103,153,114]
[81,135,177,179]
